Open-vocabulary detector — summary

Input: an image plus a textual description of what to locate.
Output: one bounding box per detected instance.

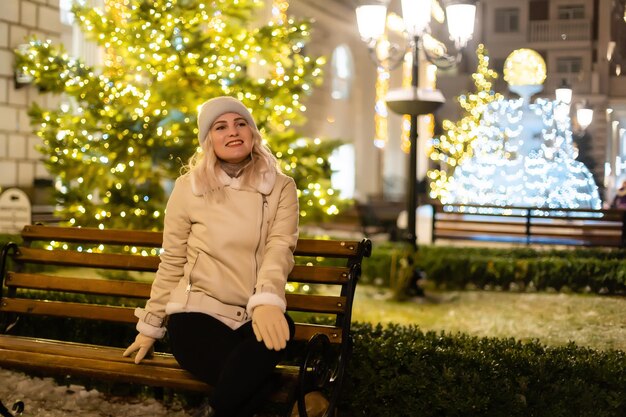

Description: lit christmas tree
[427,44,501,200]
[15,0,343,230]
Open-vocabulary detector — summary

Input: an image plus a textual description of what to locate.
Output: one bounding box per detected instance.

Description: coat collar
[217,167,276,195]
[190,167,276,196]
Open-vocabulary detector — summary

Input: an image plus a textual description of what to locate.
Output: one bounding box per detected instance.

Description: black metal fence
[431,203,626,247]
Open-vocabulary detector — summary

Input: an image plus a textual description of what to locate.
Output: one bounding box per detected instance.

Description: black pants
[167,312,295,417]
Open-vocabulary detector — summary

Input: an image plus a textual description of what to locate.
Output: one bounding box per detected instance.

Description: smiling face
[210,112,255,163]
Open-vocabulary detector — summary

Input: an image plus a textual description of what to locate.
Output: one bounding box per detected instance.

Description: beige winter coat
[135,167,299,339]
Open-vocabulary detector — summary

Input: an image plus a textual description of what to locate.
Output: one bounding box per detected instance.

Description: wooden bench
[431,203,625,247]
[0,225,371,417]
[355,199,404,240]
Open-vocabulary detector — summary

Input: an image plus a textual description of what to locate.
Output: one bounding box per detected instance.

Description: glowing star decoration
[503,48,547,86]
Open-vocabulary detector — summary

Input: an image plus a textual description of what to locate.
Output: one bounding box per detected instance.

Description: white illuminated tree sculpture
[443,49,601,210]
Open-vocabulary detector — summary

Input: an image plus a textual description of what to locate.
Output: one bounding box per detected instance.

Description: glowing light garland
[428,44,501,198]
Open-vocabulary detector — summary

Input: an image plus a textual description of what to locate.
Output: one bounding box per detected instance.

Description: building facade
[293,0,626,204]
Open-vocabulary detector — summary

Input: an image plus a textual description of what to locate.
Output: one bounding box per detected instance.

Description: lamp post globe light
[576,104,594,131]
[555,78,594,132]
[356,0,477,248]
[555,78,573,107]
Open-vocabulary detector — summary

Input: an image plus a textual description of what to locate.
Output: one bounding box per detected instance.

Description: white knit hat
[197,96,258,144]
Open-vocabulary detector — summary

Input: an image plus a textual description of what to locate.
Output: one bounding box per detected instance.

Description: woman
[123,96,299,417]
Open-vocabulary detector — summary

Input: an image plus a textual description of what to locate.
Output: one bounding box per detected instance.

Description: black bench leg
[0,400,24,417]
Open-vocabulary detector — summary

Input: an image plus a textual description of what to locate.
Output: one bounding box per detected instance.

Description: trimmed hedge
[359,244,626,295]
[342,323,626,417]
[4,314,625,417]
[7,316,625,417]
[0,234,19,247]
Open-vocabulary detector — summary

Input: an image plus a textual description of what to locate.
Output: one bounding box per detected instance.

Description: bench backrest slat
[293,239,361,257]
[19,225,364,257]
[3,274,348,316]
[21,225,164,247]
[16,247,160,271]
[6,272,152,298]
[2,298,136,322]
[6,267,352,295]
[285,294,346,314]
[0,298,344,343]
[289,265,350,284]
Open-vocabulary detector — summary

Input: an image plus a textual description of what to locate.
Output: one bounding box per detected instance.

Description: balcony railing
[529,19,592,43]
[543,75,592,95]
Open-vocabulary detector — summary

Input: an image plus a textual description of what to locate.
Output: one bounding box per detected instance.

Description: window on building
[329,144,355,199]
[529,0,549,20]
[59,0,77,26]
[494,8,519,33]
[558,5,585,19]
[556,56,583,73]
[330,44,354,100]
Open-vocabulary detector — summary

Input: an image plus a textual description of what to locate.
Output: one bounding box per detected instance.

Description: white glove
[123,333,156,364]
[252,305,290,351]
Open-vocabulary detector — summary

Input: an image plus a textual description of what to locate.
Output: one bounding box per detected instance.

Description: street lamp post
[356,0,477,248]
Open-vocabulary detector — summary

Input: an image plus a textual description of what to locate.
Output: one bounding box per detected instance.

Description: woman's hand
[252,305,290,351]
[123,333,156,364]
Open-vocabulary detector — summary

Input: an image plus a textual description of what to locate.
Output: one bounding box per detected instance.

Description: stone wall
[0,0,64,191]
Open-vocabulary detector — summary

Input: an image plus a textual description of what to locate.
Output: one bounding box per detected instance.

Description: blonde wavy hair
[184,126,279,196]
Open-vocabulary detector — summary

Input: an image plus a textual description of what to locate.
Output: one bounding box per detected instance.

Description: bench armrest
[296,333,336,417]
[0,242,18,302]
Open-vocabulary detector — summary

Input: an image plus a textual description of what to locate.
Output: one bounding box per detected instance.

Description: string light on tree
[428,44,501,199]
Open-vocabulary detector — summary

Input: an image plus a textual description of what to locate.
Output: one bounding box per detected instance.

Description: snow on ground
[0,368,193,417]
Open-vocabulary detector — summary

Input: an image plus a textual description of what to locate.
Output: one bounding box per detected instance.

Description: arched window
[331,44,354,100]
